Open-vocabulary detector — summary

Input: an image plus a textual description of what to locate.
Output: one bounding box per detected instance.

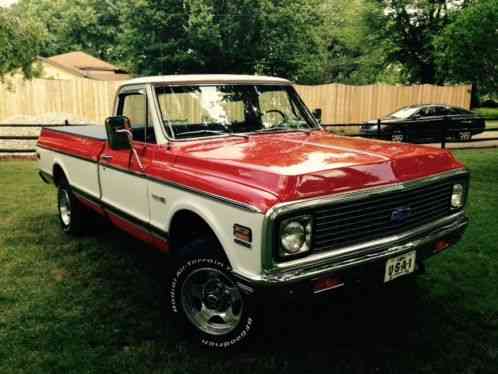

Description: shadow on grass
[83,229,440,339]
[23,212,493,372]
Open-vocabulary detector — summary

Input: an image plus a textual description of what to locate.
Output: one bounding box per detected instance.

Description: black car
[360,104,486,142]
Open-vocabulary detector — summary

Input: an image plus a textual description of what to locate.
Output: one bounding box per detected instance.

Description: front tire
[166,238,256,349]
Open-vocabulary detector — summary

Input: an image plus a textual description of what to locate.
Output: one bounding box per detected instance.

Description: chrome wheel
[59,189,72,226]
[181,267,243,336]
[459,131,472,141]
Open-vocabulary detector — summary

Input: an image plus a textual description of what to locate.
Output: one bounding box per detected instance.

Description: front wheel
[166,239,256,348]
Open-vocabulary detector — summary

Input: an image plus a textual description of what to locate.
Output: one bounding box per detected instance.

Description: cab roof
[123,74,291,86]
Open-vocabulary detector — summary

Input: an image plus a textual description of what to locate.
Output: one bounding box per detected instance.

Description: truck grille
[312,181,453,251]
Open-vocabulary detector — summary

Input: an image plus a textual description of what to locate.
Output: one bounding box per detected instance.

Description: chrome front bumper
[235,211,468,286]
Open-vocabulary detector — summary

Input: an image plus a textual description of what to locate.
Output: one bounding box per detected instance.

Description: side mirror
[312,108,322,123]
[105,116,131,150]
[104,116,144,170]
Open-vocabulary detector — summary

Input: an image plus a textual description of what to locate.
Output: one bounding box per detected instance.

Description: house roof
[40,51,130,80]
[124,74,290,86]
[48,51,123,72]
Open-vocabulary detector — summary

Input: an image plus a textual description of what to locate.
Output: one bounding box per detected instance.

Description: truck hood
[171,131,463,211]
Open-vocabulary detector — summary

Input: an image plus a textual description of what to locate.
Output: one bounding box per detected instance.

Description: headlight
[451,183,465,208]
[279,215,312,257]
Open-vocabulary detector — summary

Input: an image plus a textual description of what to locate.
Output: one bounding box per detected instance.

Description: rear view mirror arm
[116,129,145,170]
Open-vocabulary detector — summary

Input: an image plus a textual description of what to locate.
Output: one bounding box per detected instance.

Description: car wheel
[391,131,404,142]
[458,131,472,141]
[166,238,256,349]
[57,182,91,235]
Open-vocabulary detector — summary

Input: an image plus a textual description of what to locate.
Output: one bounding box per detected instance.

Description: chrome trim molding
[38,145,262,214]
[268,168,468,219]
[239,211,467,285]
[260,168,469,272]
[274,211,465,273]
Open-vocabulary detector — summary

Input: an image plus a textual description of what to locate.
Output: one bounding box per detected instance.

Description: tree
[118,0,193,76]
[0,7,44,80]
[14,0,124,64]
[119,0,327,83]
[320,0,390,84]
[434,0,498,96]
[361,0,470,84]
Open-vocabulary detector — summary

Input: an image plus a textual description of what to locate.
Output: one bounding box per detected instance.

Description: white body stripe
[148,179,264,278]
[100,166,150,223]
[38,148,100,198]
[37,147,265,278]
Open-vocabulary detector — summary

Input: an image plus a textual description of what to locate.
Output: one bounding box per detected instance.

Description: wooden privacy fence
[0,79,121,125]
[0,78,471,125]
[295,83,472,124]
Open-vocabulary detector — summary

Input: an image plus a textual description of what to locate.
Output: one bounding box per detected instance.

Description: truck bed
[37,125,108,202]
[37,126,107,160]
[48,125,108,141]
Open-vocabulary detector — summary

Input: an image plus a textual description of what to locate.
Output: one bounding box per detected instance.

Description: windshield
[155,84,316,139]
[385,107,420,119]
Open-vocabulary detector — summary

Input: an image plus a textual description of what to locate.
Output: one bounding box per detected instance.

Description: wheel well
[169,210,227,261]
[52,164,67,186]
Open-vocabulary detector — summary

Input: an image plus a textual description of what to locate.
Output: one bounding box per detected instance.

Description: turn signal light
[233,224,252,243]
[434,240,450,253]
[313,276,344,294]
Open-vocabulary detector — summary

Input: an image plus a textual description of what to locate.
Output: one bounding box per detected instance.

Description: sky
[0,0,17,7]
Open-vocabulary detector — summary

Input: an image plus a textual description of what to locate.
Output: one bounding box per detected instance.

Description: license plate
[384,251,416,283]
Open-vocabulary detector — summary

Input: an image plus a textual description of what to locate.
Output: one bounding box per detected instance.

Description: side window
[434,107,449,116]
[117,92,155,143]
[418,107,435,117]
[416,108,428,117]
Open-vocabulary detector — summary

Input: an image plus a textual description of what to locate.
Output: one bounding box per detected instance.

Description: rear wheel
[165,238,256,349]
[57,182,92,235]
[391,131,405,142]
[458,131,472,141]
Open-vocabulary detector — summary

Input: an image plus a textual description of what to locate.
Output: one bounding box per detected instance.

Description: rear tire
[57,182,92,235]
[391,131,405,142]
[458,131,472,141]
[165,238,256,349]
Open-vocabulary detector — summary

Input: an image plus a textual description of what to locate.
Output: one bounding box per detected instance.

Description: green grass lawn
[485,120,498,130]
[474,107,498,121]
[1,153,497,374]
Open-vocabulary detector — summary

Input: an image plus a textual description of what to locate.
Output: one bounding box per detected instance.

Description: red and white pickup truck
[37,75,469,348]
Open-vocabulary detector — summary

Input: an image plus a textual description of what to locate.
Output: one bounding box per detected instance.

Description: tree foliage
[362,0,461,84]
[0,7,44,80]
[4,0,496,94]
[118,0,326,83]
[320,0,390,84]
[14,0,124,63]
[434,0,498,95]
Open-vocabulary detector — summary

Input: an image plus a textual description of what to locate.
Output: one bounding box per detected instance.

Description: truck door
[99,86,154,227]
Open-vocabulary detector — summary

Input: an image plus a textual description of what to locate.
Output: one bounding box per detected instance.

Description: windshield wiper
[176,129,249,139]
[254,126,314,134]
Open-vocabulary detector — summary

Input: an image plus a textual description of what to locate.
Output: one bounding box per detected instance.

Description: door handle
[101,155,113,161]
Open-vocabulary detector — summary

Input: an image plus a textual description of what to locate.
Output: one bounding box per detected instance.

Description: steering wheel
[263,109,288,128]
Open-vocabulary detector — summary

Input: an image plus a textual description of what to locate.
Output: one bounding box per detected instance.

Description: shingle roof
[48,51,122,72]
[41,51,129,80]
